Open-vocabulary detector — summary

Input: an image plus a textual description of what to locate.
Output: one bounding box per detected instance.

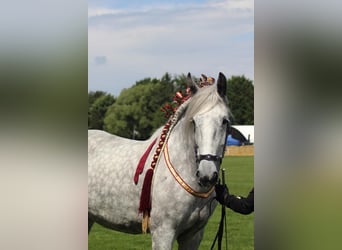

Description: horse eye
[223,119,232,133]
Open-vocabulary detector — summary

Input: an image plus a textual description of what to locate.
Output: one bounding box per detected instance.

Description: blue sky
[89,0,254,96]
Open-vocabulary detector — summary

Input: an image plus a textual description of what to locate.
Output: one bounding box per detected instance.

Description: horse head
[186,72,230,188]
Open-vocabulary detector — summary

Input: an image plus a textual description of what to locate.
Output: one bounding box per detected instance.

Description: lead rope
[210,169,228,250]
[211,125,230,250]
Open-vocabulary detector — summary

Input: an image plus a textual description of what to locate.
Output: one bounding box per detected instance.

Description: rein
[210,169,228,250]
[164,139,215,198]
[211,126,230,250]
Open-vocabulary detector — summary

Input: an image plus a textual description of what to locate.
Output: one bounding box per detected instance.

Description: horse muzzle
[197,171,218,187]
[196,154,221,187]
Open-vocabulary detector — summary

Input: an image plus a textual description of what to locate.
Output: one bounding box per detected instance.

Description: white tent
[231,125,254,143]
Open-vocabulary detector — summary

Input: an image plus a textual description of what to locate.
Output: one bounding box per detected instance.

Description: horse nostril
[213,172,218,179]
[211,172,218,184]
[196,171,200,177]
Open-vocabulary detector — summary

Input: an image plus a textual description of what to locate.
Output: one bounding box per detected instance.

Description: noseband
[194,123,230,165]
[197,154,222,164]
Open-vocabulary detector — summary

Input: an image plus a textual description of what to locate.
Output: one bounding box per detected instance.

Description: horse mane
[185,84,228,122]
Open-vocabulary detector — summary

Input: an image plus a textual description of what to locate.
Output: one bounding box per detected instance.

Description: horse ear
[187,72,198,95]
[217,72,227,98]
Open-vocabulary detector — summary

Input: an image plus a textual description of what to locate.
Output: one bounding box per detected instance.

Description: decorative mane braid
[199,74,215,87]
[161,74,215,119]
[170,98,190,125]
[161,87,190,119]
[149,98,190,171]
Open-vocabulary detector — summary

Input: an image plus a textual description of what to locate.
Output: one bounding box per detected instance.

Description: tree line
[88,72,253,140]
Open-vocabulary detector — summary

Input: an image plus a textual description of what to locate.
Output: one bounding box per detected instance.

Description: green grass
[88,156,254,250]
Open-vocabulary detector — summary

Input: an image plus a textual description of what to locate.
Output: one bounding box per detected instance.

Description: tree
[104,76,173,139]
[88,91,106,108]
[88,92,116,129]
[226,75,254,125]
[91,73,254,139]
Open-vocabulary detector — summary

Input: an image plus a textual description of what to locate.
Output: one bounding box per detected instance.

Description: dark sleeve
[225,188,254,215]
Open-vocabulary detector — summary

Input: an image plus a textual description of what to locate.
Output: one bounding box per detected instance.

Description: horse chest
[178,202,213,233]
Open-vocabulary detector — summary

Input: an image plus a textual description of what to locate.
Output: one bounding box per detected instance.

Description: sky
[88,0,254,96]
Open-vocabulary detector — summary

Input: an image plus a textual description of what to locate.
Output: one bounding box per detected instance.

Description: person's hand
[215,184,229,205]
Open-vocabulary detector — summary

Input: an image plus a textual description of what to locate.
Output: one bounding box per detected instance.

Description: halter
[195,120,231,165]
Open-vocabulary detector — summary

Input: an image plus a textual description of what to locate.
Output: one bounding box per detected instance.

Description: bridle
[165,120,232,197]
[194,121,231,166]
[196,154,222,164]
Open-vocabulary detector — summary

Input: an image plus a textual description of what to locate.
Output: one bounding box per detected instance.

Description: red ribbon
[134,138,157,184]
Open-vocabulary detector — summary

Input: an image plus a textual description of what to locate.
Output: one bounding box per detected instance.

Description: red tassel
[134,138,157,184]
[139,168,154,215]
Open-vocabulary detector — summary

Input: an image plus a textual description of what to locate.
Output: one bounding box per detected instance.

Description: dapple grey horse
[88,73,230,249]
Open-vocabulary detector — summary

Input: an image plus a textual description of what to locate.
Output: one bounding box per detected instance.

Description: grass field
[88,156,254,250]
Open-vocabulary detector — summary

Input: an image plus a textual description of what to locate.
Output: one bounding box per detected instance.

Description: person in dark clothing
[215,184,254,215]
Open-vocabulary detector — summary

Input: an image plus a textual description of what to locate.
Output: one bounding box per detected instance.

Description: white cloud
[88,0,254,96]
[212,0,254,11]
[88,7,125,17]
